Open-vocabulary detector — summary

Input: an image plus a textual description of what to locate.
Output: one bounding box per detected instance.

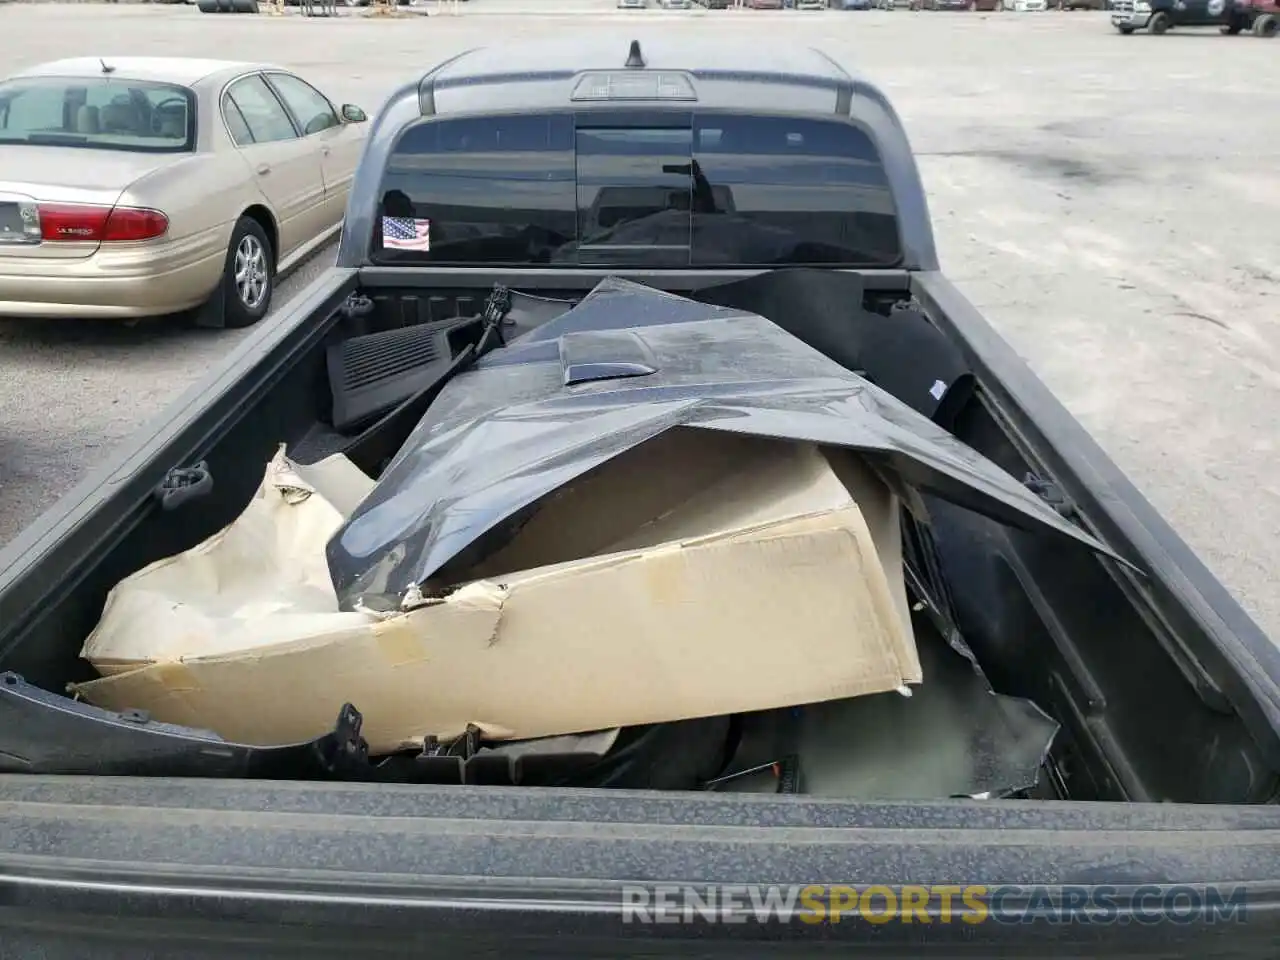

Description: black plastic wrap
[327,277,1125,610]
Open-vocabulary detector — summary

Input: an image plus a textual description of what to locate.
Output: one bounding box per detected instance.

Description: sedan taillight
[36,204,169,243]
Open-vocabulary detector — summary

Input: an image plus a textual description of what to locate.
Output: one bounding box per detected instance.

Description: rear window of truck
[374,111,901,268]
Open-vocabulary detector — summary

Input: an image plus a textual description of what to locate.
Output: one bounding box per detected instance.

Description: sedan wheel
[236,237,268,308]
[221,216,275,328]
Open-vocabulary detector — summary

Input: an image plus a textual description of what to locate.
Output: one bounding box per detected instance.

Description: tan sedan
[0,57,368,327]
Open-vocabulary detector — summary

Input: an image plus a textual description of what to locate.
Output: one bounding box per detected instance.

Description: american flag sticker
[382,216,431,252]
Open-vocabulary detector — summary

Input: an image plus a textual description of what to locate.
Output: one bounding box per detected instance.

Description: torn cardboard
[458,429,915,641]
[74,430,920,754]
[82,451,376,675]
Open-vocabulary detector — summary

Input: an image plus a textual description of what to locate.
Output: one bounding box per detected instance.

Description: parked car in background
[838,0,872,8]
[797,0,827,9]
[747,0,785,8]
[617,0,648,9]
[910,0,990,9]
[1003,0,1046,9]
[873,0,913,9]
[0,57,368,328]
[1111,0,1277,30]
[1057,0,1106,8]
[659,0,691,8]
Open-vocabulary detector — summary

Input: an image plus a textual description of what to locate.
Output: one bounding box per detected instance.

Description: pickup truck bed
[1,38,1279,955]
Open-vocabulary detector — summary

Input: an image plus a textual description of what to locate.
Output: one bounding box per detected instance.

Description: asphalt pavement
[0,3,1278,642]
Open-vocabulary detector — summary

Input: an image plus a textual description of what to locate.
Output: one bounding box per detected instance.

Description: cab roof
[419,38,864,115]
[429,38,855,83]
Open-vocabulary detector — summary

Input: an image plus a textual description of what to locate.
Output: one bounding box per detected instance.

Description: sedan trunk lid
[0,146,175,260]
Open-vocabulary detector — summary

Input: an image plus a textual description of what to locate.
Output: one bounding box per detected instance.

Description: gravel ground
[0,3,1277,641]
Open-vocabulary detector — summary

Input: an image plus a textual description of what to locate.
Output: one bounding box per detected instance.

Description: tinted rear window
[374,111,900,268]
[379,113,577,264]
[0,77,195,153]
[576,125,694,267]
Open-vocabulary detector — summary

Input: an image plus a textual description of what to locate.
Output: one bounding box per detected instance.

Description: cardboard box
[74,429,921,754]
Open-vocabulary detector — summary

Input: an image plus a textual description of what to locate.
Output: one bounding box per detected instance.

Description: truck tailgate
[2,775,1280,957]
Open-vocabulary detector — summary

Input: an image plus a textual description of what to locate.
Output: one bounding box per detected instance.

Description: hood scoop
[560,330,659,386]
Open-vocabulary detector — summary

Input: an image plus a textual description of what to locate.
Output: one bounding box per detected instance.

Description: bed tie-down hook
[155,461,214,511]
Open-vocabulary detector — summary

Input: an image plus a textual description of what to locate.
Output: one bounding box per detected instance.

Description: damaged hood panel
[328,278,1125,610]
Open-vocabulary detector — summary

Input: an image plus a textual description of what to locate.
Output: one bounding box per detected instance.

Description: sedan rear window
[0,77,195,153]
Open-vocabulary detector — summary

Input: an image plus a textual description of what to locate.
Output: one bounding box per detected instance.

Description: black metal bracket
[310,703,372,778]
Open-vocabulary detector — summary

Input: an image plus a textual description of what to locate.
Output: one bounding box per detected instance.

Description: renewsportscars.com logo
[620,884,1250,925]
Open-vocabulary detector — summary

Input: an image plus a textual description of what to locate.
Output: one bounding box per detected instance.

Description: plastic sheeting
[709,611,1061,801]
[327,277,1125,610]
